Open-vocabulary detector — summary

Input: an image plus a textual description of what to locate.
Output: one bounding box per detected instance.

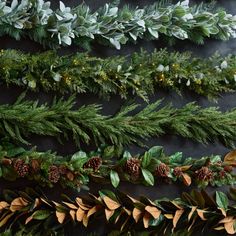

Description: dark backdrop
[0,0,236,235]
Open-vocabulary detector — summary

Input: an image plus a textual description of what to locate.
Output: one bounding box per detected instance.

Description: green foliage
[1,49,236,101]
[0,0,235,49]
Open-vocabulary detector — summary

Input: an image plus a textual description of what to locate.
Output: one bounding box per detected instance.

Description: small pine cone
[125,158,141,180]
[31,159,40,173]
[13,159,30,177]
[155,163,170,177]
[83,156,102,171]
[195,167,213,181]
[173,167,183,177]
[224,165,233,173]
[48,165,60,183]
[58,165,67,175]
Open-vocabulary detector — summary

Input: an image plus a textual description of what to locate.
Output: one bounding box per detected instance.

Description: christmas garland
[1,49,236,100]
[0,143,236,190]
[0,187,236,235]
[0,0,235,49]
[2,94,236,148]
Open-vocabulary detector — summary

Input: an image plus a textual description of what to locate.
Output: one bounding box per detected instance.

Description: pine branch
[0,187,236,235]
[1,49,236,101]
[1,94,236,147]
[0,0,235,49]
[0,142,235,190]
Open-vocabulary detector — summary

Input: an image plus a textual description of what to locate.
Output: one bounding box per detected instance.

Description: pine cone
[83,156,102,171]
[59,165,67,175]
[173,167,183,177]
[195,167,213,181]
[13,159,30,177]
[125,158,141,180]
[48,165,60,183]
[155,163,170,177]
[224,165,233,173]
[31,159,40,173]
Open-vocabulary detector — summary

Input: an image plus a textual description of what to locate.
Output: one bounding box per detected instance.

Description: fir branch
[1,94,236,147]
[0,0,235,49]
[0,143,235,190]
[0,187,236,235]
[1,49,236,101]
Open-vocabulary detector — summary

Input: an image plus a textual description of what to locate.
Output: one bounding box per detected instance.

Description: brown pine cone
[13,159,30,177]
[83,156,102,171]
[125,158,141,180]
[58,165,68,175]
[155,163,170,177]
[224,165,233,173]
[48,165,60,183]
[173,167,183,177]
[195,167,213,181]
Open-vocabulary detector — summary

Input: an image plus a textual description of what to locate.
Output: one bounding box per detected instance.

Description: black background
[1,0,236,235]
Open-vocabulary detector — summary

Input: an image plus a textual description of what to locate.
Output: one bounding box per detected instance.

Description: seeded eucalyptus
[1,49,236,100]
[0,0,235,49]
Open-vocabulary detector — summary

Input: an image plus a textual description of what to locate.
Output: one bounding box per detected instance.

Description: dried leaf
[133,208,142,223]
[87,206,98,218]
[123,207,131,216]
[10,197,29,212]
[188,206,197,221]
[56,211,66,224]
[40,198,52,207]
[105,208,114,220]
[103,196,120,210]
[180,165,192,171]
[164,214,173,219]
[145,205,161,219]
[75,198,90,211]
[219,216,234,224]
[76,208,85,222]
[224,150,236,166]
[69,210,76,221]
[182,173,191,186]
[171,201,183,209]
[173,209,184,228]
[225,220,236,234]
[196,209,207,220]
[214,226,225,231]
[63,202,78,210]
[143,212,150,228]
[82,214,88,227]
[25,216,33,225]
[0,201,9,210]
[218,207,227,217]
[0,213,14,227]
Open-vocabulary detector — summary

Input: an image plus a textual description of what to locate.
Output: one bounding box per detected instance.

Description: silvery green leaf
[3,6,11,14]
[14,21,24,29]
[234,74,236,82]
[180,0,189,6]
[109,38,121,50]
[171,26,188,39]
[108,7,118,16]
[129,32,137,41]
[59,1,65,12]
[137,19,145,28]
[62,35,72,45]
[148,28,159,38]
[11,0,18,9]
[221,60,228,69]
[157,64,164,72]
[182,13,193,21]
[117,65,122,72]
[55,13,63,21]
[28,80,36,89]
[165,65,169,72]
[53,73,62,82]
[186,79,190,86]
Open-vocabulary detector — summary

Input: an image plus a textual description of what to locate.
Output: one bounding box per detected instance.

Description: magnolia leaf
[87,206,99,218]
[110,170,120,188]
[224,150,236,166]
[173,209,184,228]
[103,196,120,210]
[141,152,151,168]
[143,211,150,228]
[147,146,163,158]
[164,214,173,219]
[63,202,78,210]
[188,206,197,221]
[69,210,76,221]
[32,210,51,220]
[56,211,66,224]
[133,208,142,223]
[82,214,88,227]
[25,216,33,225]
[0,213,14,227]
[216,191,229,211]
[196,209,207,221]
[105,208,114,220]
[141,169,154,186]
[76,208,85,222]
[145,205,161,219]
[10,197,29,212]
[182,173,191,186]
[180,165,192,171]
[0,201,9,210]
[225,220,236,234]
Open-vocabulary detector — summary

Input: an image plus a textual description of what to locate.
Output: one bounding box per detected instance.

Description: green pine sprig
[1,49,236,101]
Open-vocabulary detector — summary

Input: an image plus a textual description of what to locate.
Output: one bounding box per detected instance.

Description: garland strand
[0,0,235,49]
[2,94,236,147]
[0,187,236,235]
[1,49,236,100]
[0,143,236,190]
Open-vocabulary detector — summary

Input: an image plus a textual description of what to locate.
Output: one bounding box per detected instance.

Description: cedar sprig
[0,1,235,49]
[1,143,236,190]
[2,94,236,148]
[1,187,236,235]
[1,49,236,101]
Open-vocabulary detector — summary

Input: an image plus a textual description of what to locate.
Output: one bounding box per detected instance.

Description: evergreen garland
[1,49,236,100]
[2,94,236,148]
[0,187,236,235]
[0,143,235,190]
[0,0,235,49]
